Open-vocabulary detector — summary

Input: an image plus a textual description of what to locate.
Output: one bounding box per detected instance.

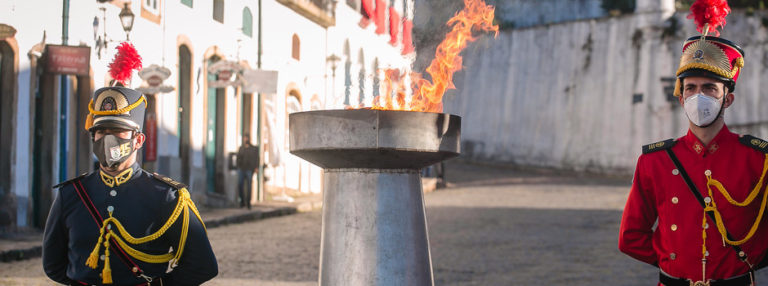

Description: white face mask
[684,93,723,127]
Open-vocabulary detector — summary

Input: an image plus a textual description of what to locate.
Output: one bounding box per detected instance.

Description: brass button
[672,169,679,175]
[705,170,712,176]
[672,197,679,204]
[671,224,678,231]
[132,267,139,273]
[670,253,676,260]
[704,223,709,229]
[110,190,117,197]
[739,251,746,257]
[704,197,712,204]
[100,255,105,261]
[107,206,114,212]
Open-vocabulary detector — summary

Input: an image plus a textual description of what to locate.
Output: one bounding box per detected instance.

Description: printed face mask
[93,134,135,169]
[684,93,723,127]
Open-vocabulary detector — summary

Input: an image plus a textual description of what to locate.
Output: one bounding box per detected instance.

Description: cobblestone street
[2,162,768,285]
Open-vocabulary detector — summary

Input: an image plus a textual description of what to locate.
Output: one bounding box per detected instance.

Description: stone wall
[434,9,768,174]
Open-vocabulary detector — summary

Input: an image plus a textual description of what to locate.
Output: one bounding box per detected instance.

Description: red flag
[389,7,400,45]
[374,0,387,34]
[359,0,374,27]
[401,19,414,55]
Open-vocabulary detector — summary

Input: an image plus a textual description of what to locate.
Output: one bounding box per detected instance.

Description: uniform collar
[681,124,735,156]
[99,163,141,187]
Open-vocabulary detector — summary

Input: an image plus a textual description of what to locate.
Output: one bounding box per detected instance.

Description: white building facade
[0,0,415,231]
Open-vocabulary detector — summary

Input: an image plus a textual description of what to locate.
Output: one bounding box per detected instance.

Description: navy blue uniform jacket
[42,164,218,285]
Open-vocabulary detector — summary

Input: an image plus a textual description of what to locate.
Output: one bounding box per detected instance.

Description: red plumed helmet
[108,42,142,85]
[687,0,731,36]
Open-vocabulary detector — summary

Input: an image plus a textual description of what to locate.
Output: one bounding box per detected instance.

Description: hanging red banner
[389,7,400,46]
[374,0,387,35]
[360,0,373,27]
[402,20,414,55]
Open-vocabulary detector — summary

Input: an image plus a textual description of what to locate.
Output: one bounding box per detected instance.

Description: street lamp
[326,54,341,108]
[93,2,135,59]
[119,3,135,41]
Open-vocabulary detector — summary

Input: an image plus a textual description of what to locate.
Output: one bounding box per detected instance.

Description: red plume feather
[687,0,731,37]
[108,42,143,85]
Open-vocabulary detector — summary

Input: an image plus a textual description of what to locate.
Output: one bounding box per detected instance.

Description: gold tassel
[85,229,105,269]
[85,247,100,269]
[673,78,682,98]
[84,113,94,131]
[102,248,112,284]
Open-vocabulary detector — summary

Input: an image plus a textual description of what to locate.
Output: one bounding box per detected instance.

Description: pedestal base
[320,169,434,286]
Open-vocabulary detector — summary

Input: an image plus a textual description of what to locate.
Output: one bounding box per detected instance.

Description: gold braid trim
[84,188,206,284]
[88,95,147,116]
[673,52,744,97]
[99,168,133,188]
[676,62,741,81]
[84,95,147,130]
[702,154,768,246]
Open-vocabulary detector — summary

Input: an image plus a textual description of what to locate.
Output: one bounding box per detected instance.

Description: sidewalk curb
[0,246,41,263]
[0,204,309,263]
[203,206,297,229]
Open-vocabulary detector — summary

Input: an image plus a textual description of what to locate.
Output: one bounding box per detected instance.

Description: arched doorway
[178,45,192,184]
[284,89,302,194]
[206,56,226,195]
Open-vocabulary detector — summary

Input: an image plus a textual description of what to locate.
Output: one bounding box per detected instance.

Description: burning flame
[364,0,498,112]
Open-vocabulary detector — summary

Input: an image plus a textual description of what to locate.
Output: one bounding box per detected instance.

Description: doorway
[178,45,192,184]
[0,39,17,230]
[205,56,226,194]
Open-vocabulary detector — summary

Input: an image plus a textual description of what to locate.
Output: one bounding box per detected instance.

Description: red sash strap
[72,179,147,280]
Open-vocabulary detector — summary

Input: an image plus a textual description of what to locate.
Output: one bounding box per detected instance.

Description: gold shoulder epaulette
[152,173,187,189]
[740,135,768,153]
[642,139,676,154]
[52,173,88,189]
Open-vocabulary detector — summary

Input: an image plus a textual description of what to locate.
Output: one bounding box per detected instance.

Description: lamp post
[326,54,341,108]
[119,3,135,41]
[93,7,108,59]
[93,1,134,59]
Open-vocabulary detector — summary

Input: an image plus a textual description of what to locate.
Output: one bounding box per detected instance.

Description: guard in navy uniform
[42,83,218,285]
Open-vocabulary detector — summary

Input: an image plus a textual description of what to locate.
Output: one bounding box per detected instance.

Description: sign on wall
[207,60,243,88]
[137,64,175,94]
[241,69,278,94]
[45,45,91,76]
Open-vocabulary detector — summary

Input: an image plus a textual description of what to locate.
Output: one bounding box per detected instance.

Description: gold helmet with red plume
[85,42,146,132]
[674,0,744,97]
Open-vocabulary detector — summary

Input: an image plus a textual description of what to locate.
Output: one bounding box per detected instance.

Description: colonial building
[0,0,414,231]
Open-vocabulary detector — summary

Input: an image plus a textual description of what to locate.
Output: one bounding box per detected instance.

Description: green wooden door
[206,59,218,193]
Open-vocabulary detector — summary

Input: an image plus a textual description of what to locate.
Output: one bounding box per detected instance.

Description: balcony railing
[276,0,336,27]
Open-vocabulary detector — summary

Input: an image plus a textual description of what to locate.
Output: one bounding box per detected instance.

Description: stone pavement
[4,161,768,285]
[0,192,323,263]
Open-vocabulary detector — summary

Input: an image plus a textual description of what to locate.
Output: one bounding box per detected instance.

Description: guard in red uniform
[619,1,768,285]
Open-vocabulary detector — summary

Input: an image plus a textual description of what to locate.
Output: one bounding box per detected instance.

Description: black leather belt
[71,277,163,286]
[660,271,752,286]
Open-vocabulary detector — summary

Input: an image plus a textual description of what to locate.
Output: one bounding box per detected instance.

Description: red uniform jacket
[619,125,768,280]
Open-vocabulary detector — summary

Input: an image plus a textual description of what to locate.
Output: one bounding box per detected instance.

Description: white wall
[445,9,768,174]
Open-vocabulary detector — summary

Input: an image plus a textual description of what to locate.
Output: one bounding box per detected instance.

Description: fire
[363,0,498,112]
